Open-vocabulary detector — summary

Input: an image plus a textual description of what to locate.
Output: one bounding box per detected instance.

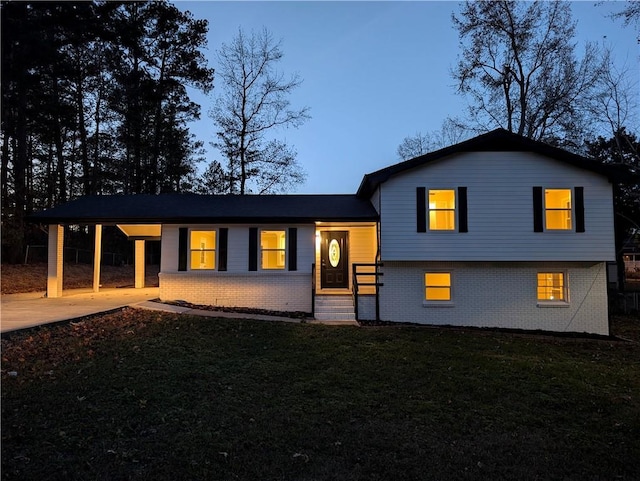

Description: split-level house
[30,129,622,335]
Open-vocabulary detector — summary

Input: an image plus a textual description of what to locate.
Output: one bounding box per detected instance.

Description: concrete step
[314,312,356,321]
[315,296,353,306]
[314,296,355,320]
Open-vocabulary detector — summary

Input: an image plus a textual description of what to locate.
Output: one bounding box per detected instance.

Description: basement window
[424,272,453,305]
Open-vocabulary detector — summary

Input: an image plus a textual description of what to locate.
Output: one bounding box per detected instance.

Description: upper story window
[417,187,467,233]
[190,230,216,270]
[534,186,584,233]
[545,189,572,230]
[261,230,286,269]
[428,190,456,230]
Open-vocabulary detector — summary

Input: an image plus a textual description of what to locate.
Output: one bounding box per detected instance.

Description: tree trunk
[75,56,91,196]
[12,76,28,263]
[93,77,103,194]
[1,133,9,213]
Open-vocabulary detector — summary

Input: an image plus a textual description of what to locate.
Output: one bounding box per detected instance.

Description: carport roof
[28,194,379,225]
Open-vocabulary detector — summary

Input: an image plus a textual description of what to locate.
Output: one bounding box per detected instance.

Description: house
[622,232,640,274]
[29,129,623,335]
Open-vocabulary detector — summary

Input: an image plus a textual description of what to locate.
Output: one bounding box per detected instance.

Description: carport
[28,195,167,299]
[45,223,160,298]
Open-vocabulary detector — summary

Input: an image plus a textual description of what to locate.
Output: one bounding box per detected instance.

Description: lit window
[190,230,216,270]
[261,230,286,269]
[537,273,567,301]
[428,190,455,230]
[545,189,572,230]
[425,272,451,301]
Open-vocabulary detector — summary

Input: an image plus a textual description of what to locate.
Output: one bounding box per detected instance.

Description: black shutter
[533,187,543,232]
[218,228,228,271]
[458,186,468,233]
[178,227,188,271]
[288,227,297,271]
[248,227,258,271]
[575,187,585,233]
[416,187,426,232]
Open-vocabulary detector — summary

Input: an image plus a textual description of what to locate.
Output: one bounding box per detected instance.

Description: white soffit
[117,224,161,238]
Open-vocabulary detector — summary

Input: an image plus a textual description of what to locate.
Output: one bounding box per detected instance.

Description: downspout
[376,185,382,321]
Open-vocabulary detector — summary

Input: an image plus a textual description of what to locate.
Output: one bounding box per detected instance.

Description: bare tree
[609,0,640,29]
[397,118,472,160]
[397,132,435,160]
[588,47,639,152]
[452,0,604,148]
[210,27,309,194]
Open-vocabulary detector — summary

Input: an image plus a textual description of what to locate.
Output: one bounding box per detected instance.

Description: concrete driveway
[1,287,160,334]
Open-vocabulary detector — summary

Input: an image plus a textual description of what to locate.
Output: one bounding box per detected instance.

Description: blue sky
[177,1,639,194]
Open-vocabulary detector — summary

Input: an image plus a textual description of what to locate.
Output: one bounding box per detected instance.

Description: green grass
[2,310,639,481]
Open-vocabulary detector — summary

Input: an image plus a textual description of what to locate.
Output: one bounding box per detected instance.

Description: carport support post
[93,224,102,292]
[47,224,64,298]
[135,240,145,288]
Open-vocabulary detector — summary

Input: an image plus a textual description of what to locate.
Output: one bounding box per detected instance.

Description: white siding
[379,152,615,261]
[379,261,609,335]
[160,225,178,272]
[161,224,315,273]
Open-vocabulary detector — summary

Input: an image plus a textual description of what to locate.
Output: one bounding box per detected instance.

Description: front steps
[314,295,356,321]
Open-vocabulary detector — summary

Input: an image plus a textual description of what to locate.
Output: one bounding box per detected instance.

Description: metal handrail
[352,262,384,321]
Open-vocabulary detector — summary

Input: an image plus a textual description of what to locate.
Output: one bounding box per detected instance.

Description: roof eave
[27,215,379,225]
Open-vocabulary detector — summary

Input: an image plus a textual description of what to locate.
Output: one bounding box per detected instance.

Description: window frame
[423,271,454,307]
[536,271,570,307]
[189,228,217,271]
[260,229,287,270]
[427,189,457,231]
[544,188,573,231]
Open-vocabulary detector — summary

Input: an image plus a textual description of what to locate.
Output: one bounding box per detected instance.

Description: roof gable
[356,129,622,198]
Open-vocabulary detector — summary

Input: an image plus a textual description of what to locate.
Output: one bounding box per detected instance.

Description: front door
[321,231,349,289]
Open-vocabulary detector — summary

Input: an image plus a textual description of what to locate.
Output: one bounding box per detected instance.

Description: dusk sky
[178,1,639,194]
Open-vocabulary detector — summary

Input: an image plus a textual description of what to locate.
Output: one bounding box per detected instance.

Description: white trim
[188,228,218,271]
[536,270,570,305]
[427,188,457,232]
[423,270,454,305]
[259,228,287,271]
[543,187,573,232]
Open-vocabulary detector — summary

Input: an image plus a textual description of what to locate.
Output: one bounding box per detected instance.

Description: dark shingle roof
[357,128,628,198]
[28,194,379,225]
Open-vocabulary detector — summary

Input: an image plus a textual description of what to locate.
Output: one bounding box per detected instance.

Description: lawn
[2,310,639,481]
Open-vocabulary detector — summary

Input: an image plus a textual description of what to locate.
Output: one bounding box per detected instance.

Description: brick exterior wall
[357,294,377,321]
[159,271,312,313]
[379,261,609,335]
